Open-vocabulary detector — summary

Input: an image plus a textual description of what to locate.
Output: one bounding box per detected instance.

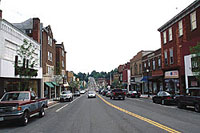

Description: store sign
[165,70,179,79]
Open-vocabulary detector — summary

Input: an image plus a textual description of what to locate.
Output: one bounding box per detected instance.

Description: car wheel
[20,111,29,126]
[110,97,112,99]
[194,104,200,112]
[123,97,125,100]
[152,99,155,103]
[39,107,45,118]
[161,100,165,105]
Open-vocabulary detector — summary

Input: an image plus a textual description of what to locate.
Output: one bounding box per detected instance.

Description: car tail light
[17,106,22,111]
[113,92,116,95]
[124,92,126,95]
[166,97,171,100]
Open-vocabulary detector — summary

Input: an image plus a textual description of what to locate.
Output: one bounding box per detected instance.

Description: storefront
[0,78,41,98]
[164,70,180,94]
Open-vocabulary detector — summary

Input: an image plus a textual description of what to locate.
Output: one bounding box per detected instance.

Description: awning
[141,76,148,82]
[45,82,54,88]
[51,82,59,87]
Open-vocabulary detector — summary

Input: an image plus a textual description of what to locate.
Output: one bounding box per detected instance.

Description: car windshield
[88,91,95,94]
[1,93,29,101]
[62,91,71,94]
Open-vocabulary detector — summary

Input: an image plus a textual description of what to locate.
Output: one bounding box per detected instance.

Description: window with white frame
[62,50,64,57]
[178,20,183,36]
[48,51,53,61]
[153,60,156,70]
[163,31,167,44]
[169,48,174,64]
[148,60,151,67]
[62,60,64,68]
[190,11,197,30]
[169,27,172,41]
[48,36,52,46]
[164,50,168,65]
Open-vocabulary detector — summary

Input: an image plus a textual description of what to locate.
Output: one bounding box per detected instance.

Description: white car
[80,90,86,94]
[88,91,96,98]
[60,91,73,102]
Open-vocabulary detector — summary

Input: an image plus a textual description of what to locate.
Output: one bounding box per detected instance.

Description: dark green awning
[45,82,54,88]
[51,82,59,86]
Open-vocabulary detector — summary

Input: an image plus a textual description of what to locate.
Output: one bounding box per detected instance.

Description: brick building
[130,50,152,93]
[142,48,163,95]
[158,0,200,94]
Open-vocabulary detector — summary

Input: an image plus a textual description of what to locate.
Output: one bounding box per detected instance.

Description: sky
[0,0,196,73]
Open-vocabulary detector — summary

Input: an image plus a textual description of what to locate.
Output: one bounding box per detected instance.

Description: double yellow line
[97,94,181,133]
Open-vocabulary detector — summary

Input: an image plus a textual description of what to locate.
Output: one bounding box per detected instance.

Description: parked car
[0,91,48,126]
[74,91,80,96]
[88,91,96,98]
[102,90,108,96]
[122,89,128,96]
[80,90,86,94]
[106,91,111,97]
[60,91,73,102]
[152,91,176,105]
[176,87,200,112]
[110,89,125,100]
[127,91,141,98]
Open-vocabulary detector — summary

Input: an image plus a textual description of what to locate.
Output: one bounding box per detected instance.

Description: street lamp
[146,69,150,97]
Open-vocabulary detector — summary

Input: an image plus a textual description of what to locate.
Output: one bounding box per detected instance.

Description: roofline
[158,0,200,32]
[2,19,41,46]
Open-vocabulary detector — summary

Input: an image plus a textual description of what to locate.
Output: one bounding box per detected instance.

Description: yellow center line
[97,94,181,133]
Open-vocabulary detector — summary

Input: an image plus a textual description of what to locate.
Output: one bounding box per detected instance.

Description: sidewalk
[140,94,155,99]
[47,99,59,107]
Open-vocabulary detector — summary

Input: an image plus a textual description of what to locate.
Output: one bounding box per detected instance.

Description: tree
[190,43,200,81]
[15,39,38,90]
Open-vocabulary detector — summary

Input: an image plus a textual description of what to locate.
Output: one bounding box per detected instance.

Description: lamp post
[146,69,150,97]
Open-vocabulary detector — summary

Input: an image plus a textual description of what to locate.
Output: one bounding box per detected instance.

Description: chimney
[33,18,40,43]
[0,10,2,19]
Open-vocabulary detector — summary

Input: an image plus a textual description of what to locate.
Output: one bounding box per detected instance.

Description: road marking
[56,94,84,112]
[56,103,69,112]
[46,103,60,110]
[97,94,181,133]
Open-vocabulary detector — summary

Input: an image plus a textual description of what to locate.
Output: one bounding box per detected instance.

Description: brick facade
[158,0,200,94]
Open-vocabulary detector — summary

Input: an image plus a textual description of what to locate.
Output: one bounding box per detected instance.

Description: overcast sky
[0,0,195,73]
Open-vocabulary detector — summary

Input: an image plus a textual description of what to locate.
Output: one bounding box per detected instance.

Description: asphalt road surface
[1,93,200,133]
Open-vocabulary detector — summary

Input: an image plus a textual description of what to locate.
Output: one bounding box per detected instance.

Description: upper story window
[62,60,64,68]
[163,31,167,44]
[153,60,156,70]
[158,58,161,69]
[62,50,64,57]
[190,11,197,31]
[148,60,151,67]
[48,51,53,61]
[134,63,138,75]
[178,20,183,37]
[139,64,142,74]
[168,27,172,41]
[169,48,174,64]
[48,36,52,46]
[164,50,168,66]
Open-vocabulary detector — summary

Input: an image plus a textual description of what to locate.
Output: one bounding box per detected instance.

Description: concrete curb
[48,100,58,107]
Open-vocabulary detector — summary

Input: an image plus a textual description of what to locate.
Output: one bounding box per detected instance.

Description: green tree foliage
[190,42,200,81]
[15,39,38,90]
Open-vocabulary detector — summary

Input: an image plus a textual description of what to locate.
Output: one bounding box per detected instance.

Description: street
[0,93,200,133]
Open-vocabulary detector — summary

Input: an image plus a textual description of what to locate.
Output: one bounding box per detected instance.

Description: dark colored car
[110,89,125,100]
[152,91,176,105]
[74,91,80,96]
[127,91,141,98]
[176,87,200,112]
[106,91,111,97]
[102,90,108,96]
[122,89,128,96]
